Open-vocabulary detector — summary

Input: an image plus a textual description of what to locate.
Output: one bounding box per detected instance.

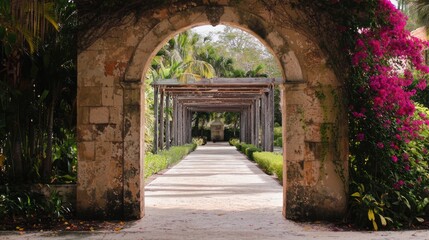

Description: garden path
[2,142,429,239]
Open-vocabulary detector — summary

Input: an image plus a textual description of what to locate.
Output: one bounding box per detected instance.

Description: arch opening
[76,2,348,221]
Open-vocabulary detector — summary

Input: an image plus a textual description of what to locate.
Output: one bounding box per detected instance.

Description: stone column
[121,81,145,219]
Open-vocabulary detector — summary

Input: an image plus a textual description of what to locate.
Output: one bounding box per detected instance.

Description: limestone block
[286,104,305,162]
[77,141,95,162]
[113,88,123,107]
[77,107,90,125]
[104,60,128,78]
[303,160,320,186]
[89,107,110,124]
[78,87,102,107]
[307,68,340,87]
[123,106,143,142]
[109,106,122,125]
[304,123,335,142]
[78,51,117,87]
[93,124,116,142]
[95,141,113,162]
[285,84,309,105]
[77,124,95,141]
[287,162,304,183]
[102,87,115,106]
[124,88,142,105]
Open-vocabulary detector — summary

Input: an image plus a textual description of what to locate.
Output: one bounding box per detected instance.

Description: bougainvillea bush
[340,0,429,230]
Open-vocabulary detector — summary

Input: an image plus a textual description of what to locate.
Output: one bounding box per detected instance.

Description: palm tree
[0,0,59,183]
[152,31,216,82]
[408,0,429,28]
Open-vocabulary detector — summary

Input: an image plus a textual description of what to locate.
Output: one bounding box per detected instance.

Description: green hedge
[229,138,240,146]
[235,142,262,161]
[145,143,196,179]
[253,152,283,182]
[192,137,207,146]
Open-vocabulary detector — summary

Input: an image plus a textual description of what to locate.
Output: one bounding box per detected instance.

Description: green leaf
[372,220,378,231]
[379,214,387,226]
[351,192,361,197]
[368,209,375,221]
[416,217,425,223]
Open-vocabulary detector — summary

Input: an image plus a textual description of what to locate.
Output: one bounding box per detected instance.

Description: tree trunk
[43,86,58,183]
[11,119,23,183]
[7,51,24,183]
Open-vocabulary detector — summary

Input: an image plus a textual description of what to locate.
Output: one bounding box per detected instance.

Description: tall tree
[0,0,59,183]
[408,0,429,28]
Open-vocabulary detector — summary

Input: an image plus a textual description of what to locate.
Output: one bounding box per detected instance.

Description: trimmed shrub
[274,126,282,140]
[144,153,168,179]
[245,146,262,161]
[145,143,196,179]
[274,136,282,147]
[192,137,207,146]
[253,152,283,182]
[235,142,262,161]
[229,138,240,146]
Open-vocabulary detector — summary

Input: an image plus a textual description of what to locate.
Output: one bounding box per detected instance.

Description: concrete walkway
[2,142,429,239]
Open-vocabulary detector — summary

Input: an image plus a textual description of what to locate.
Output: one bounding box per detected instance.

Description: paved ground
[2,142,429,239]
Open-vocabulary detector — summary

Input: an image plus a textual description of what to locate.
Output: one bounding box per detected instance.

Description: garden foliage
[337,0,429,229]
[253,152,283,182]
[144,143,196,179]
[235,142,262,161]
[0,186,71,226]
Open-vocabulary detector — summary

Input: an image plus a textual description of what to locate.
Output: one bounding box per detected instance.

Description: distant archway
[76,1,348,220]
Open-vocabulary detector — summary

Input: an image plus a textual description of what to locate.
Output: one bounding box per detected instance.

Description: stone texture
[89,107,109,124]
[77,0,348,221]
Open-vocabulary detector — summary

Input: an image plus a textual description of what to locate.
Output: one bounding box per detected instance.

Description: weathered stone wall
[77,0,348,220]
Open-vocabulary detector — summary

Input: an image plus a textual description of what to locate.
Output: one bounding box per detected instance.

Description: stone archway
[77,1,348,220]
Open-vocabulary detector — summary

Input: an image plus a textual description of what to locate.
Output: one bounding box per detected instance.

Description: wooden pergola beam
[152,78,278,151]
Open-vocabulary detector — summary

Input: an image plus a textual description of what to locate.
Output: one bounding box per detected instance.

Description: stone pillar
[284,81,348,221]
[121,81,145,219]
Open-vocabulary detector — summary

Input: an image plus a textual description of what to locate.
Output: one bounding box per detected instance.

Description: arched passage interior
[76,1,349,220]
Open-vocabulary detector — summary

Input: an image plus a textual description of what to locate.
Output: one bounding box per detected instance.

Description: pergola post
[159,89,165,150]
[172,97,178,146]
[166,93,171,149]
[255,98,260,148]
[261,92,267,151]
[240,111,245,142]
[247,106,251,143]
[188,110,192,143]
[153,85,159,153]
[268,86,274,151]
[177,103,182,145]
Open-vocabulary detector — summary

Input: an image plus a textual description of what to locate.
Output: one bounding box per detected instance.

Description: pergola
[152,78,281,152]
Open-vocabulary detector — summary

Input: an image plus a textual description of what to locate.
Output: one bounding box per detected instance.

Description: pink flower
[404,164,410,171]
[391,155,398,163]
[417,80,427,90]
[356,133,365,141]
[376,142,384,149]
[393,180,405,190]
